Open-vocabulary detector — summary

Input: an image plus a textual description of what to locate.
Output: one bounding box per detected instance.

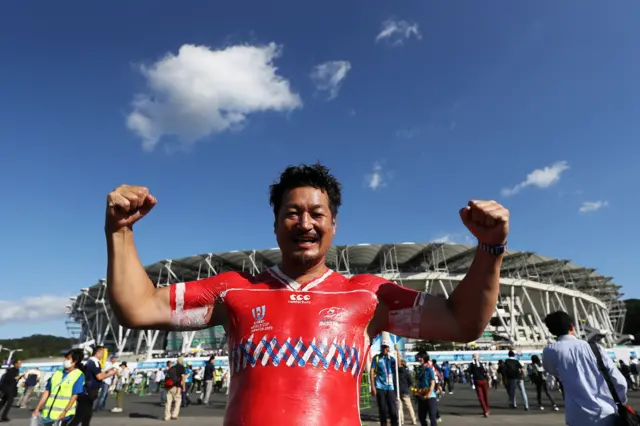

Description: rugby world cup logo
[252,305,266,321]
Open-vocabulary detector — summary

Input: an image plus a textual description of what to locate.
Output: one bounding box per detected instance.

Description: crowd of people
[0,313,637,426]
[371,310,638,426]
[0,348,230,425]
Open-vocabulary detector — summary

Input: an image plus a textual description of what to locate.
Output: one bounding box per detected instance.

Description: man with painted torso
[105,163,510,426]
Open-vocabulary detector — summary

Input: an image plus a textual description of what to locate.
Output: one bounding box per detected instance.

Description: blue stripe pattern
[230,336,361,376]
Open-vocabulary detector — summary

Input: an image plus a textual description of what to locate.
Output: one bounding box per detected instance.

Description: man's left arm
[377,200,508,343]
[377,250,502,342]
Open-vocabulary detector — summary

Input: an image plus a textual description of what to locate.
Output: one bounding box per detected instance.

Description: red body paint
[170,267,423,426]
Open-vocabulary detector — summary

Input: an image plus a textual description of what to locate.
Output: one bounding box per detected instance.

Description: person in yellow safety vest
[214,368,223,393]
[32,349,86,426]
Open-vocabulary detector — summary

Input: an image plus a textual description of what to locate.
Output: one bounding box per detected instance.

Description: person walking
[528,355,558,411]
[415,354,438,426]
[468,353,490,417]
[0,360,23,422]
[18,367,41,409]
[504,351,529,410]
[110,362,129,413]
[32,350,85,426]
[95,355,117,412]
[398,359,417,425]
[371,344,399,426]
[164,357,186,421]
[543,311,627,426]
[441,362,453,395]
[202,357,215,404]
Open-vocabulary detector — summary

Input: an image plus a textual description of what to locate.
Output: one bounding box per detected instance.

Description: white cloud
[396,126,422,139]
[375,19,422,46]
[432,233,474,245]
[310,61,351,100]
[0,296,70,325]
[126,43,302,151]
[501,161,570,197]
[365,162,386,190]
[579,200,609,213]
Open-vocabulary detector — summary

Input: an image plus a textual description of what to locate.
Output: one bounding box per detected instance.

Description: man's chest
[223,288,379,340]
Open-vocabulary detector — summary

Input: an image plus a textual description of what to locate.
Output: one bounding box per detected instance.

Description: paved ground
[6,385,639,425]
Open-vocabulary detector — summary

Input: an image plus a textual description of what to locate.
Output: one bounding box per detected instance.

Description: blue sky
[1,0,638,339]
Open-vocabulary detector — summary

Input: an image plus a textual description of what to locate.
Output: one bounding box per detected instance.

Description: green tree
[0,335,75,364]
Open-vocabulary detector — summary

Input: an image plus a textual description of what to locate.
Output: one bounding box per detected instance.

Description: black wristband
[478,241,506,255]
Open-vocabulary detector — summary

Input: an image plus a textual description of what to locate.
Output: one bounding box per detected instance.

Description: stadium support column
[116,326,131,357]
[571,297,582,337]
[510,285,516,342]
[145,330,161,360]
[382,245,402,285]
[96,279,118,348]
[181,332,197,354]
[335,246,351,275]
[521,287,550,343]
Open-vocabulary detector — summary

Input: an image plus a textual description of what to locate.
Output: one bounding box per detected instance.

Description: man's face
[275,186,335,267]
[382,346,390,355]
[95,349,104,360]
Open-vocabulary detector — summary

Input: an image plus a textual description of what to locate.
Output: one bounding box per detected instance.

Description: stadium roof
[87,242,622,302]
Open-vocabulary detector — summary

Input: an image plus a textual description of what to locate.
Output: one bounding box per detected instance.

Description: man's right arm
[542,347,558,377]
[106,229,233,330]
[106,228,172,329]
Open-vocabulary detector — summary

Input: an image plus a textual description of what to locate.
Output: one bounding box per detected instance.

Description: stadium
[66,242,628,358]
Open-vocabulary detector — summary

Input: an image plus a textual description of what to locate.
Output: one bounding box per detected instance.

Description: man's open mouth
[294,236,319,245]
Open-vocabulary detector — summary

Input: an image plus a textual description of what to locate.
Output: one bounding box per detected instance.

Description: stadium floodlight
[615,334,635,345]
[1,347,23,365]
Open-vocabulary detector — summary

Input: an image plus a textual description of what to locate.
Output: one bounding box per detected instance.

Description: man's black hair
[544,311,574,337]
[269,163,342,217]
[92,346,105,356]
[417,352,429,362]
[508,350,515,357]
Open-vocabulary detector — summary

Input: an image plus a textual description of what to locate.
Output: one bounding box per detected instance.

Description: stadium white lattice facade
[66,242,628,357]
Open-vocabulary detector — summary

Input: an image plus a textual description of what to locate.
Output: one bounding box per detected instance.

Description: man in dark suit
[0,359,23,422]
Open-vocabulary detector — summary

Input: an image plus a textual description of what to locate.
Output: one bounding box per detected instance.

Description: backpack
[589,343,640,426]
[505,359,520,378]
[164,366,178,389]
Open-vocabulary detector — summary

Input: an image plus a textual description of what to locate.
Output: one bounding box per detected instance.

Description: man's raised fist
[459,200,509,246]
[105,185,157,233]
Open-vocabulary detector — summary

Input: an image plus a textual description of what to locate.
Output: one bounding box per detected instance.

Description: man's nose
[297,212,314,230]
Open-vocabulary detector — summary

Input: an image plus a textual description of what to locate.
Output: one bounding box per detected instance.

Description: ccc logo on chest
[288,294,311,304]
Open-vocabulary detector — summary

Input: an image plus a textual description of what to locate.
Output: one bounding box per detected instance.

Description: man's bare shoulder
[347,273,391,290]
[185,271,255,292]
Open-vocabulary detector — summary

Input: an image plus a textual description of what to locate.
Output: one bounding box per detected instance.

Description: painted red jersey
[170,266,424,426]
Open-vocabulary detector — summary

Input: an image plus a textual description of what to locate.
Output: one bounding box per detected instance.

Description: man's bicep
[378,281,465,341]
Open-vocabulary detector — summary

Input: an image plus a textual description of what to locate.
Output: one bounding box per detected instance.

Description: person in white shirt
[630,356,639,390]
[111,362,130,413]
[96,355,118,411]
[154,369,165,394]
[543,311,627,426]
[18,367,40,409]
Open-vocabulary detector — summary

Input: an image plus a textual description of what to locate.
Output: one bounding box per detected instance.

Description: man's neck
[279,257,328,283]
